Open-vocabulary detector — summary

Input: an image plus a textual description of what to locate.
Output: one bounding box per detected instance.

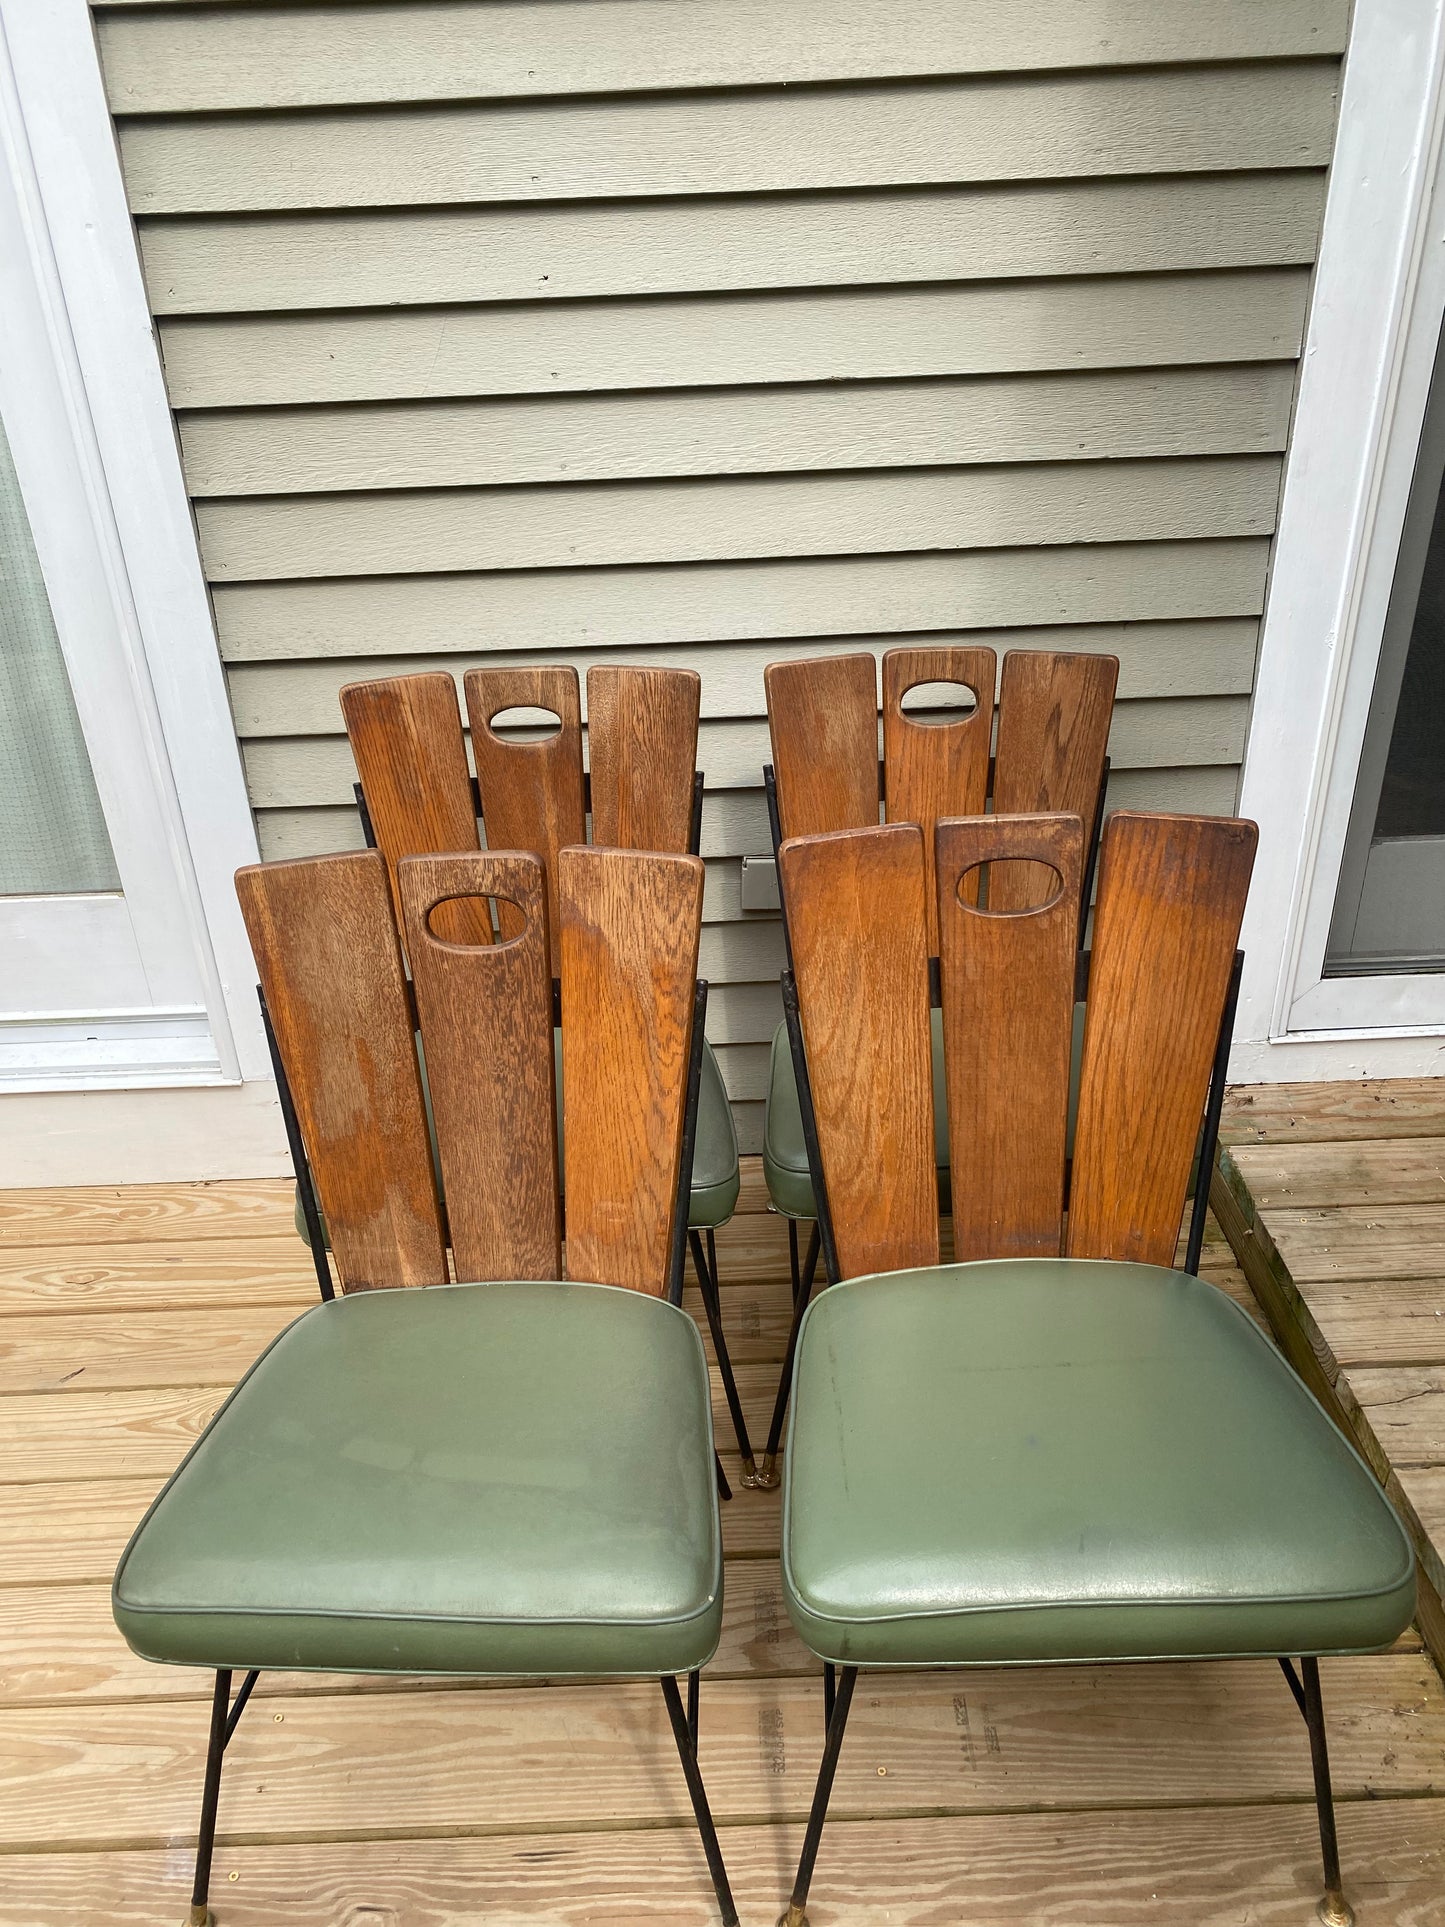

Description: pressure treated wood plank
[0,1306,298,1396]
[196,455,1282,583]
[96,0,1349,112]
[1230,1137,1445,1210]
[122,65,1337,213]
[157,270,1311,410]
[178,363,1295,500]
[0,1658,1432,1847]
[0,1180,295,1249]
[1272,1276,1445,1370]
[138,174,1328,317]
[1350,1370,1445,1470]
[3,1796,1439,1927]
[0,1390,223,1484]
[0,1237,314,1316]
[1266,1204,1445,1285]
[1223,1079,1445,1145]
[214,537,1270,662]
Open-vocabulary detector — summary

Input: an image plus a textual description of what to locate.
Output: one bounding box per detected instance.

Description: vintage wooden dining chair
[768,810,1415,1927]
[332,666,759,1484]
[754,643,1118,1480]
[111,844,738,1927]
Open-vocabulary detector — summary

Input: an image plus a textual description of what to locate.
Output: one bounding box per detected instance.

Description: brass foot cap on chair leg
[751,1455,782,1491]
[1317,1894,1354,1927]
[739,1456,774,1490]
[186,1906,213,1927]
[775,1907,808,1927]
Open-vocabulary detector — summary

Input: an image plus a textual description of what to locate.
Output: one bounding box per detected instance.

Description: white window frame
[0,0,266,1091]
[1235,0,1445,1081]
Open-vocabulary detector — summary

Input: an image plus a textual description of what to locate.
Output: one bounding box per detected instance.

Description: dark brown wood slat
[463,665,586,973]
[1068,811,1256,1266]
[764,652,878,841]
[938,813,1083,1261]
[399,852,561,1283]
[558,847,703,1295]
[991,649,1118,912]
[882,644,995,946]
[585,664,700,855]
[338,672,492,947]
[779,823,939,1279]
[235,852,446,1289]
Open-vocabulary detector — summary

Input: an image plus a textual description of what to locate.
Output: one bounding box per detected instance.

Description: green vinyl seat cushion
[781,1261,1415,1667]
[296,1034,739,1248]
[114,1280,723,1678]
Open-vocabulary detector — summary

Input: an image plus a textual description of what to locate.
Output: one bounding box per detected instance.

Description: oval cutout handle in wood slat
[399,851,561,1285]
[882,644,996,947]
[339,671,492,948]
[559,845,704,1295]
[1067,810,1257,1267]
[764,653,878,842]
[464,665,586,975]
[235,850,446,1290]
[937,812,1083,1262]
[991,649,1118,912]
[779,823,939,1280]
[585,664,700,855]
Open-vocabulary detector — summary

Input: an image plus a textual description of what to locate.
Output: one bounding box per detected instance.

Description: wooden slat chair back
[1067,811,1257,1265]
[937,813,1083,1262]
[777,823,940,1281]
[991,650,1119,913]
[781,809,1254,1277]
[339,671,493,947]
[236,850,446,1290]
[587,664,701,854]
[464,665,587,970]
[399,851,562,1284]
[764,652,879,841]
[882,646,996,944]
[560,845,706,1294]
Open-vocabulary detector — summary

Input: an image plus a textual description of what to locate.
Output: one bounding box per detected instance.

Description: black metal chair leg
[715,1451,733,1502]
[1301,1658,1354,1927]
[661,1673,740,1927]
[822,1661,835,1733]
[777,1664,857,1927]
[188,1667,258,1927]
[687,1667,701,1751]
[758,1223,821,1489]
[690,1229,760,1483]
[788,1216,801,1305]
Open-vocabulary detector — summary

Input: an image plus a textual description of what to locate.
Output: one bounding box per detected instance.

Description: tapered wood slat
[764,653,878,842]
[236,852,446,1289]
[400,853,561,1283]
[585,664,699,855]
[938,815,1083,1261]
[780,824,939,1278]
[464,666,586,975]
[1069,812,1256,1265]
[559,848,703,1294]
[991,648,1119,911]
[338,671,491,947]
[883,644,996,944]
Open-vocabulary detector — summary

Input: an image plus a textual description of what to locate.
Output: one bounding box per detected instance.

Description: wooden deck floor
[1217,1078,1445,1679]
[0,1163,1441,1925]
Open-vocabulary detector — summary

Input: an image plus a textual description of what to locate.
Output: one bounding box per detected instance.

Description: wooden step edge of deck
[1211,1152,1445,1673]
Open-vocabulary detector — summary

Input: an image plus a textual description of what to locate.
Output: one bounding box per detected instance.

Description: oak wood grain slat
[338,670,493,946]
[464,664,586,973]
[991,648,1119,911]
[779,823,939,1278]
[764,652,878,841]
[882,644,995,945]
[235,851,446,1290]
[585,664,700,854]
[1068,812,1256,1265]
[559,847,703,1294]
[937,814,1083,1261]
[400,852,561,1282]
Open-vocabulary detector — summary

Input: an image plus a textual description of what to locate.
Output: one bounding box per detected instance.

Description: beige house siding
[92,0,1348,1148]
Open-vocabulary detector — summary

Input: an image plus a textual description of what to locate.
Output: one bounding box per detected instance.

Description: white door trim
[0,0,266,1087]
[1234,0,1445,1082]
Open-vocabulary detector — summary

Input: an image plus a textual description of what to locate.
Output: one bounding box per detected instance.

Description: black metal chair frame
[352,770,761,1482]
[209,970,740,1927]
[768,937,1356,1927]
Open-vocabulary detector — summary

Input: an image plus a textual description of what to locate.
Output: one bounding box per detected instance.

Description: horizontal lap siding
[93,1,1344,1150]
